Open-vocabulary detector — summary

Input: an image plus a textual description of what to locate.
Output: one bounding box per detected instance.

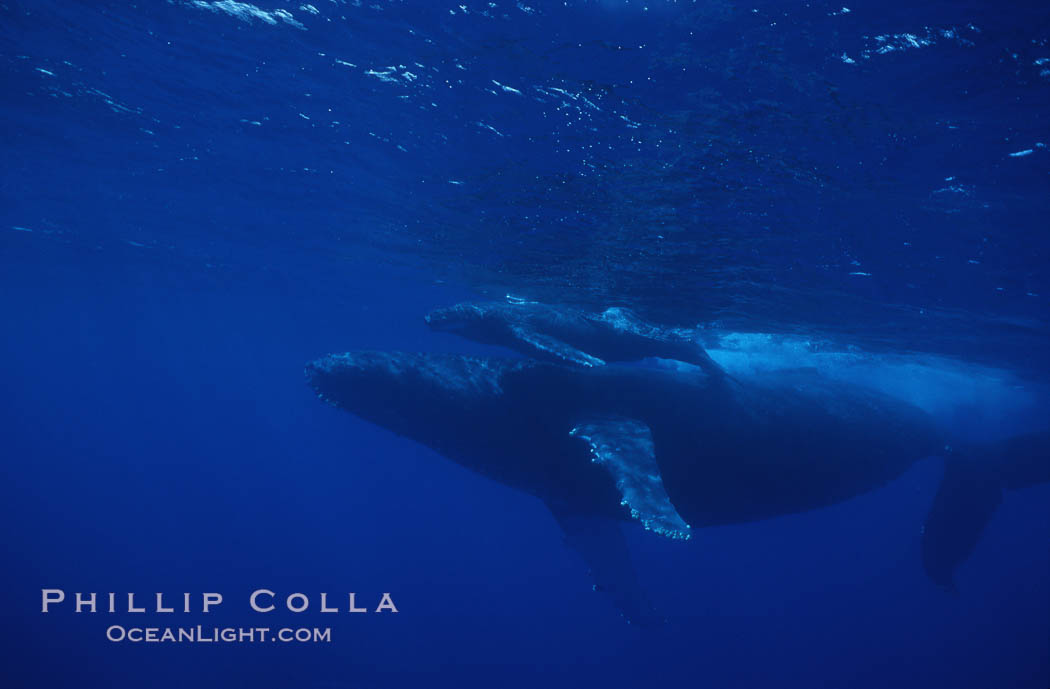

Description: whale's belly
[657,376,942,527]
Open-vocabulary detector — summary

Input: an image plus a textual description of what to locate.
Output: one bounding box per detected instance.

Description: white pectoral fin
[570,417,692,540]
[510,325,606,367]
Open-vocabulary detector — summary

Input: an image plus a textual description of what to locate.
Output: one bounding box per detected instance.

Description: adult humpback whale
[425,297,724,377]
[306,351,1048,623]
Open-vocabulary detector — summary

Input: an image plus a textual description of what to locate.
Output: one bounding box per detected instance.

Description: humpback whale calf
[306,351,1048,624]
[425,297,724,377]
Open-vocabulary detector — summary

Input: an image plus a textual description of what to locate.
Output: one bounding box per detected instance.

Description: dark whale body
[307,351,1047,623]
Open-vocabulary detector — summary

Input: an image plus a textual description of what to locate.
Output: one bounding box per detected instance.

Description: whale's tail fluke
[922,430,1050,590]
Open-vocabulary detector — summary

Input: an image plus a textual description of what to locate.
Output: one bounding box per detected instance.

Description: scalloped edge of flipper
[570,417,692,540]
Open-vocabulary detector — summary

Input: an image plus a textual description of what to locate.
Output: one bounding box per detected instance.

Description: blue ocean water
[2,1,1048,687]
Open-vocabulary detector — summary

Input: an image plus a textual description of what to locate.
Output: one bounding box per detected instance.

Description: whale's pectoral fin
[510,325,606,367]
[922,453,1002,591]
[570,417,692,540]
[545,501,662,626]
[599,307,726,378]
[922,432,1050,591]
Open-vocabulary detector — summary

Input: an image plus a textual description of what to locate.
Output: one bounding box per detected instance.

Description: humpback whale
[306,351,1048,623]
[425,297,724,377]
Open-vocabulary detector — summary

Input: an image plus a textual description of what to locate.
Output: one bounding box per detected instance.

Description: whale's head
[306,351,512,438]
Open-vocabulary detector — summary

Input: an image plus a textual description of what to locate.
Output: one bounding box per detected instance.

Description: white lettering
[156,593,173,613]
[127,593,145,613]
[376,593,398,613]
[203,592,222,613]
[75,592,96,613]
[250,589,275,612]
[286,593,308,613]
[41,589,64,612]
